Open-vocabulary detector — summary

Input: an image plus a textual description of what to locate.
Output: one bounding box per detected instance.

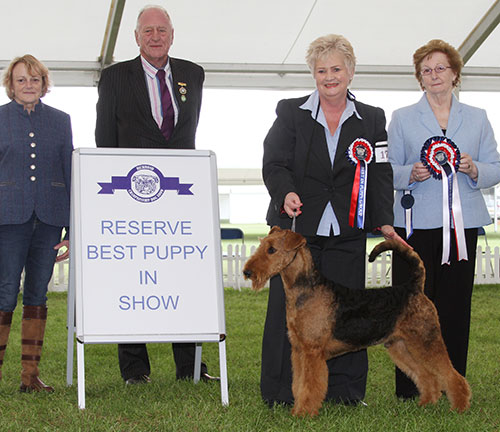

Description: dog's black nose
[243,269,252,278]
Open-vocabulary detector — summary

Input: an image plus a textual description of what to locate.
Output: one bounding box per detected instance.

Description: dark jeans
[0,214,62,312]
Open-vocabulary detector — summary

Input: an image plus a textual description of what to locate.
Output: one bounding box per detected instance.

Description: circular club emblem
[347,138,373,165]
[401,193,415,209]
[421,136,460,179]
[127,165,164,203]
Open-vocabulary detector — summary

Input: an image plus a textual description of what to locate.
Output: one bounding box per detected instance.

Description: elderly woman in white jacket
[388,39,500,400]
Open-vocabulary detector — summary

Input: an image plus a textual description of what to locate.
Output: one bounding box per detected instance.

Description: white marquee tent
[3,0,500,222]
[2,0,500,91]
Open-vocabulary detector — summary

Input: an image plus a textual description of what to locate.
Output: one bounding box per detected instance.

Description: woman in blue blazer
[388,40,500,399]
[0,55,72,392]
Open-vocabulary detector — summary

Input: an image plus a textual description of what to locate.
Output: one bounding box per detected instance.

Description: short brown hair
[413,39,463,90]
[306,34,356,75]
[2,54,51,100]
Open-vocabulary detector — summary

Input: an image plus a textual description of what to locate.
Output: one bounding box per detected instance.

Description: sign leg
[77,340,86,410]
[193,343,202,383]
[66,326,74,386]
[66,281,75,386]
[219,340,229,406]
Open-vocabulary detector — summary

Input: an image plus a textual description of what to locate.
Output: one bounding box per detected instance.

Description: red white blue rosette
[346,138,373,228]
[421,136,461,180]
[420,136,467,265]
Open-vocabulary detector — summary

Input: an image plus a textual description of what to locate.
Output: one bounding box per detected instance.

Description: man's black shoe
[125,375,151,385]
[200,372,220,382]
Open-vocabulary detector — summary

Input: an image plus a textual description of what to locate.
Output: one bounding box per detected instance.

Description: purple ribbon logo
[98,164,193,203]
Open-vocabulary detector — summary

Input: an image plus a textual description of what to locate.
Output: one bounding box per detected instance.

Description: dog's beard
[243,271,268,291]
[249,276,267,292]
[242,263,270,291]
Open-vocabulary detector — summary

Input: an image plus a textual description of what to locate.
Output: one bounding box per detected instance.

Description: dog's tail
[368,240,425,292]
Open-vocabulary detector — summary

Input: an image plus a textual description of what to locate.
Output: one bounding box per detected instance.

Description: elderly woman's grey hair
[136,4,172,31]
[306,34,356,74]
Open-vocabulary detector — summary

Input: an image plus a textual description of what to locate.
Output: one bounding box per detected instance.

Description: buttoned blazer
[95,56,204,149]
[388,94,500,229]
[0,100,73,227]
[263,95,394,237]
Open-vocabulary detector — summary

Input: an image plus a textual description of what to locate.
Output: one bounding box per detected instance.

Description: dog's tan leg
[291,347,328,417]
[386,339,441,406]
[291,346,304,405]
[411,336,471,412]
[441,368,471,413]
[403,298,471,412]
[390,334,471,412]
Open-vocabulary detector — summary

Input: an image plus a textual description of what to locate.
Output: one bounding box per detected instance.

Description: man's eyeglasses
[421,65,451,76]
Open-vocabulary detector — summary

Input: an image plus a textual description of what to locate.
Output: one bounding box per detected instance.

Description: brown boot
[0,311,13,381]
[19,305,54,393]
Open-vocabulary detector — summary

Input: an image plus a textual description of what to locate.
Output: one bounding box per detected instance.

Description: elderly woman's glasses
[421,65,451,76]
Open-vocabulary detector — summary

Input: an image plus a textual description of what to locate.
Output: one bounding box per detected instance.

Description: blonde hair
[413,39,463,90]
[306,34,356,74]
[3,54,51,99]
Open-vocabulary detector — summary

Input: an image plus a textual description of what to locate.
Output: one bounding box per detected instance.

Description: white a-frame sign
[67,148,228,409]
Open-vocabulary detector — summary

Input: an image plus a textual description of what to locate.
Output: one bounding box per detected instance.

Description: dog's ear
[284,230,306,251]
[269,226,281,234]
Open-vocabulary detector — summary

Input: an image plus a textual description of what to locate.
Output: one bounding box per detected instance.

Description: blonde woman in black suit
[261,34,406,408]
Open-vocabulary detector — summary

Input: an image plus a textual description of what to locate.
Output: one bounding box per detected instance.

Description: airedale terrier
[243,226,471,417]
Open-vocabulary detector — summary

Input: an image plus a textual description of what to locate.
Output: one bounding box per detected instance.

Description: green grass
[0,286,499,431]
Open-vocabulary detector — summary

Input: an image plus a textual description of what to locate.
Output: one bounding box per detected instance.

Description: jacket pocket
[0,181,14,187]
[51,182,66,187]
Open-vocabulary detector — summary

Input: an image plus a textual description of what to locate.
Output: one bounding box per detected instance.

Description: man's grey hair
[136,4,172,31]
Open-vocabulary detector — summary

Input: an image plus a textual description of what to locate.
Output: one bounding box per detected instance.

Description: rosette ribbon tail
[356,161,368,229]
[347,138,373,228]
[451,165,468,261]
[440,163,468,265]
[404,191,413,239]
[349,162,361,227]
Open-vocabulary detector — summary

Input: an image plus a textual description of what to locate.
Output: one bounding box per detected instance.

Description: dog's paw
[291,405,319,417]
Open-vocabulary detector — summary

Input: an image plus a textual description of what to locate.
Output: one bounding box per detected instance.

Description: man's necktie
[156,69,174,141]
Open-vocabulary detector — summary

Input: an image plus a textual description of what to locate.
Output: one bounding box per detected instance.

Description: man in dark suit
[95,4,216,384]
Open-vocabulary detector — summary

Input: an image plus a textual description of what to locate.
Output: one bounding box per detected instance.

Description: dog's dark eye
[268,246,276,254]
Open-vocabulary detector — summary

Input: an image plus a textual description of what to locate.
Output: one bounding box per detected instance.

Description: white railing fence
[222,245,500,290]
[39,244,500,292]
